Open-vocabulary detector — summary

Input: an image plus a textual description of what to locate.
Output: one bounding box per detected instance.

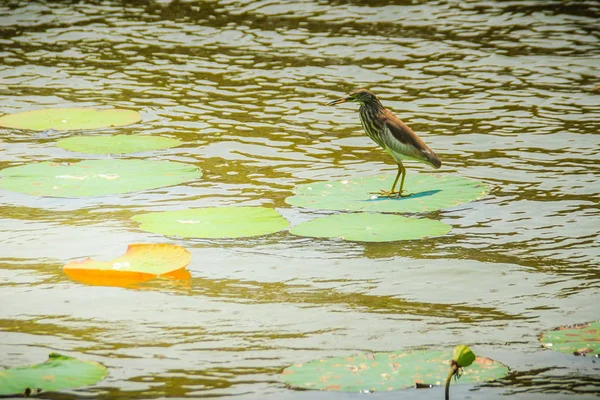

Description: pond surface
[1,0,599,398]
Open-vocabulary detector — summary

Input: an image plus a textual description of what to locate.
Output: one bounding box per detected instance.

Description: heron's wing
[381,110,441,168]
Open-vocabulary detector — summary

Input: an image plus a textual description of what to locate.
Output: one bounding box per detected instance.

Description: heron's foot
[370,190,412,198]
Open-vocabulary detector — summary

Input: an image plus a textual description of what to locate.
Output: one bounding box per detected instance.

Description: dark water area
[0,0,599,398]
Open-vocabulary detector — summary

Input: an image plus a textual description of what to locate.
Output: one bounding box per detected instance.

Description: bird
[327,89,441,197]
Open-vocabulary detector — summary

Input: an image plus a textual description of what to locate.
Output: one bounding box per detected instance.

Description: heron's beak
[327,96,350,106]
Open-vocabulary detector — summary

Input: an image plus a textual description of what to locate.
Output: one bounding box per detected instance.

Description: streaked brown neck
[360,99,384,112]
[359,99,384,115]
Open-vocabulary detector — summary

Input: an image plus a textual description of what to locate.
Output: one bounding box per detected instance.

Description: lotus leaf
[290,213,451,242]
[540,321,600,356]
[285,174,489,213]
[281,349,508,392]
[0,159,201,197]
[64,243,192,287]
[0,107,140,131]
[0,353,107,396]
[57,134,181,154]
[132,207,289,239]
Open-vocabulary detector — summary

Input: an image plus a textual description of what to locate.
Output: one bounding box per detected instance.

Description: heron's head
[327,89,380,106]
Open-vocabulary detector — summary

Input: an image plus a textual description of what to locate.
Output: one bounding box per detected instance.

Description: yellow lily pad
[63,243,192,287]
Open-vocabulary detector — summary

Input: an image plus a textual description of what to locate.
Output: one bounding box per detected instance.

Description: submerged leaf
[0,353,107,396]
[0,159,201,197]
[290,213,451,242]
[281,349,508,392]
[0,107,140,131]
[132,207,289,239]
[63,243,192,287]
[57,134,181,154]
[540,321,600,356]
[285,174,490,213]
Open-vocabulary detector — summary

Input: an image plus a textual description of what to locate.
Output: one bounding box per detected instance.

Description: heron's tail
[424,150,442,169]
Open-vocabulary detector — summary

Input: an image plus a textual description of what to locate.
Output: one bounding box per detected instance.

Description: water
[1,0,599,398]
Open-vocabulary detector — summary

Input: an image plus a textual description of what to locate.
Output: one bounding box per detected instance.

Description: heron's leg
[370,164,406,198]
[389,164,402,193]
[397,164,410,197]
[380,164,411,198]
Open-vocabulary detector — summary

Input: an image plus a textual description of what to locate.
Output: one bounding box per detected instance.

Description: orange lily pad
[63,243,192,287]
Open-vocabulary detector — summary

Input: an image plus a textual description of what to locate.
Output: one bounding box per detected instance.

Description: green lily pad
[290,213,451,242]
[0,159,201,197]
[132,207,289,239]
[0,107,141,131]
[57,134,181,154]
[281,349,508,392]
[0,353,108,396]
[285,174,490,213]
[540,321,600,356]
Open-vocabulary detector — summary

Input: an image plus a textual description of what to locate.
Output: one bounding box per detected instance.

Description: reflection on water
[0,0,599,398]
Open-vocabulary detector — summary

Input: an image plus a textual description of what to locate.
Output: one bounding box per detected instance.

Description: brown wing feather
[380,109,441,168]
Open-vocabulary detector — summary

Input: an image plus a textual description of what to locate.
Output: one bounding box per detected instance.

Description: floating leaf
[0,159,201,197]
[281,349,508,392]
[132,207,289,239]
[0,107,141,131]
[64,243,192,287]
[290,213,450,242]
[540,321,600,356]
[0,353,107,396]
[285,174,489,213]
[57,134,181,154]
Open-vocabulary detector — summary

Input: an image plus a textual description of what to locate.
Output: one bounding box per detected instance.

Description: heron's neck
[359,100,384,116]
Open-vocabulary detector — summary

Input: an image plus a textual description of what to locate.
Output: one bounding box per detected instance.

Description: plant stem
[445,361,458,400]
